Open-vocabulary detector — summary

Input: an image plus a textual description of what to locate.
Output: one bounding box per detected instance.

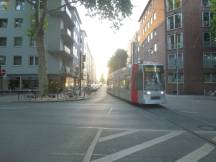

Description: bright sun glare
[77,0,147,81]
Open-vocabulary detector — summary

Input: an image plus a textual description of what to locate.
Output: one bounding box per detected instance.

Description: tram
[107,63,166,104]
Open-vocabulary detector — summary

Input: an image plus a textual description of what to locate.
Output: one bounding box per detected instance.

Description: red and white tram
[107,63,166,104]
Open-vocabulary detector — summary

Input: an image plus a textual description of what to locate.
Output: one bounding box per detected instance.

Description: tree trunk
[36,30,48,96]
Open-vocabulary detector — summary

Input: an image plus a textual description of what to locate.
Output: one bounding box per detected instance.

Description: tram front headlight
[161,91,164,94]
[147,91,151,95]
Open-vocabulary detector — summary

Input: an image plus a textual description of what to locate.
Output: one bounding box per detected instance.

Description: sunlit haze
[77,0,148,81]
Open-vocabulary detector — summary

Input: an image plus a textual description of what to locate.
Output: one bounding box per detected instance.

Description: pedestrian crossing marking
[98,130,139,143]
[91,131,183,162]
[175,137,216,162]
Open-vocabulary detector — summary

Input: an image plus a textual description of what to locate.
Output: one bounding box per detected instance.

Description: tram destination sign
[143,66,163,72]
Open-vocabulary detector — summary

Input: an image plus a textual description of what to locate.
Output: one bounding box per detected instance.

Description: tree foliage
[100,74,105,83]
[79,0,133,29]
[26,0,132,96]
[211,0,216,40]
[108,49,128,73]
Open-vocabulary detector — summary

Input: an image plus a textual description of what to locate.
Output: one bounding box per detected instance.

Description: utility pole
[176,34,179,96]
[0,63,2,90]
[79,52,82,96]
[0,57,3,91]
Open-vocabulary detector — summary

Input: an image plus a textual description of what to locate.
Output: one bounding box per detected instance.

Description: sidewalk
[167,94,216,101]
[0,93,89,103]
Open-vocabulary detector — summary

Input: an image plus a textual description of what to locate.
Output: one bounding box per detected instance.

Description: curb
[0,96,89,103]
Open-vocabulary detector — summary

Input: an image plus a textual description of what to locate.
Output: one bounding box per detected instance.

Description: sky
[77,0,148,81]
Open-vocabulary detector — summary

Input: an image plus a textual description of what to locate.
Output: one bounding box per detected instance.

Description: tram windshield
[143,65,165,91]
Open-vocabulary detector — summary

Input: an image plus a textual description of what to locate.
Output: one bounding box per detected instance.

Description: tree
[100,74,105,84]
[108,49,128,73]
[26,0,133,96]
[211,0,216,40]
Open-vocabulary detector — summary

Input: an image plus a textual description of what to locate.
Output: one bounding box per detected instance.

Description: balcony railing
[61,28,73,44]
[50,6,73,27]
[64,45,71,54]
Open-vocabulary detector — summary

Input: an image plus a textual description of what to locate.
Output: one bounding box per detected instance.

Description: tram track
[142,105,216,146]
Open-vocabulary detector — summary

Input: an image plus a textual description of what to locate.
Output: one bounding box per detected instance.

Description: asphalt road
[0,86,216,162]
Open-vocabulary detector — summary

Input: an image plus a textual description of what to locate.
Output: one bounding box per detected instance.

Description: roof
[138,0,152,22]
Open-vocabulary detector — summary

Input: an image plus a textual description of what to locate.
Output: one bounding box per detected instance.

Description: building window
[29,56,38,65]
[14,37,23,46]
[167,0,182,11]
[15,18,23,28]
[0,56,6,65]
[167,33,183,50]
[150,32,153,39]
[0,19,7,28]
[204,73,216,83]
[202,0,210,7]
[153,13,157,20]
[176,33,183,48]
[203,52,216,68]
[154,44,158,52]
[0,37,7,46]
[147,35,150,42]
[167,13,182,30]
[73,46,78,58]
[168,35,175,49]
[168,73,184,83]
[0,0,9,10]
[15,0,25,11]
[29,37,36,47]
[167,16,174,30]
[202,11,213,27]
[168,53,183,69]
[203,32,215,47]
[13,56,22,65]
[175,13,182,28]
[154,30,157,36]
[150,17,153,24]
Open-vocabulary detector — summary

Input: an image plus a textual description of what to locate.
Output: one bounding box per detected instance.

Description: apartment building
[137,0,216,94]
[137,0,166,65]
[0,0,86,91]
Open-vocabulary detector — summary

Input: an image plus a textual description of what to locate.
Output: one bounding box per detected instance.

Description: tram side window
[120,80,125,89]
[120,79,130,89]
[125,78,130,89]
[136,72,143,90]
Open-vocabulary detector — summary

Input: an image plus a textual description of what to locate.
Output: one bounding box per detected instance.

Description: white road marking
[71,126,179,133]
[98,130,139,143]
[83,129,103,162]
[91,131,183,162]
[107,107,112,115]
[179,111,198,114]
[176,137,216,162]
[176,144,214,162]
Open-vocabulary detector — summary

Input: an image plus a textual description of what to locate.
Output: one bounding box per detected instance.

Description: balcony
[48,45,73,59]
[61,28,73,45]
[50,6,74,27]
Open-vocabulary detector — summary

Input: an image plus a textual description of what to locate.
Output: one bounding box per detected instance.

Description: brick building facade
[137,0,216,95]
